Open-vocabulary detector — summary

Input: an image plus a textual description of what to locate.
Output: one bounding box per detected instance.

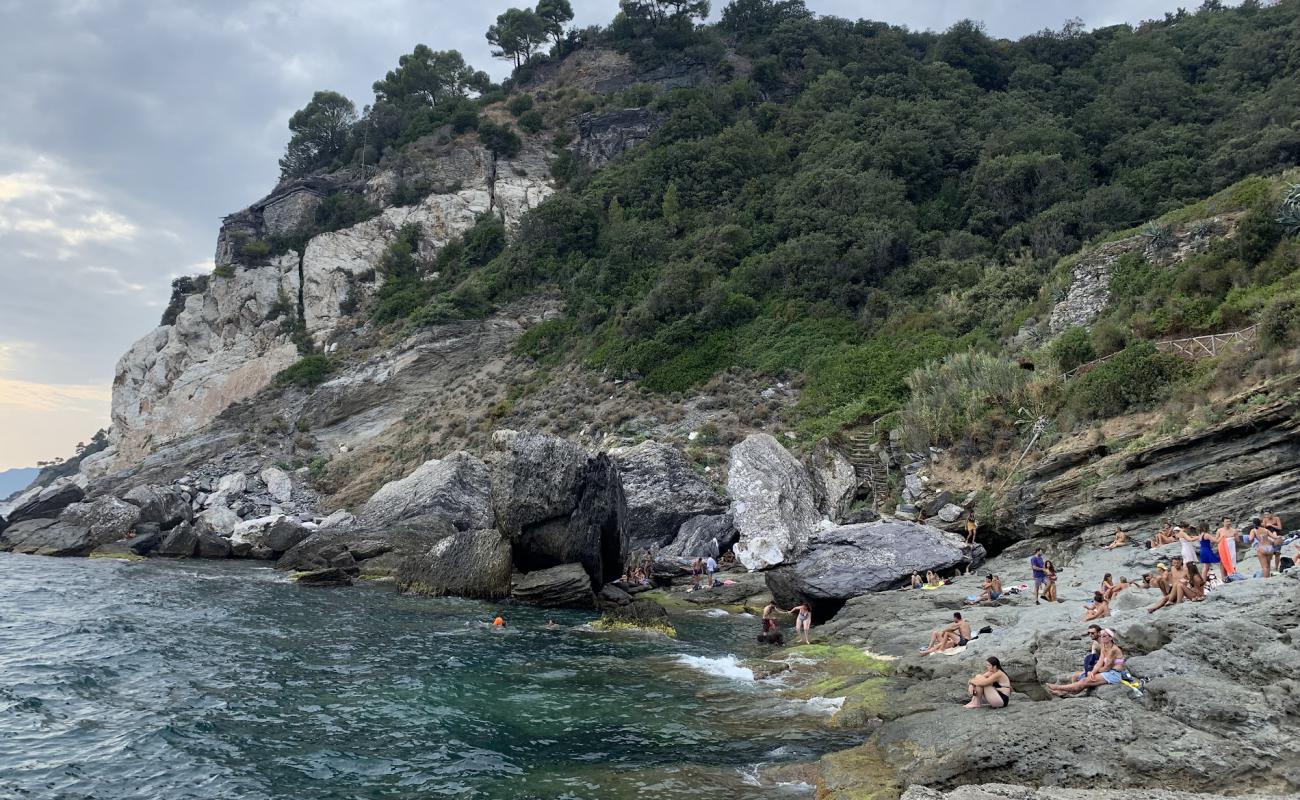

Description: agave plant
[1278,182,1300,237]
[1141,221,1175,251]
[1189,218,1221,238]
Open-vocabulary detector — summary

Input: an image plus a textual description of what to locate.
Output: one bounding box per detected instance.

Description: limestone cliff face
[109,137,552,469]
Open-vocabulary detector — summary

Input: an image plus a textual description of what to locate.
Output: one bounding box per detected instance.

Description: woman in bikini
[1082,591,1110,621]
[1249,518,1275,578]
[1263,510,1284,574]
[1098,573,1114,599]
[963,656,1012,709]
[1043,561,1059,602]
[1105,576,1131,601]
[791,602,813,645]
[1047,630,1124,697]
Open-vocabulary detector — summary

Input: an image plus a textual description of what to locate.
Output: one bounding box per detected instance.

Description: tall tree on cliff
[487,8,549,67]
[279,90,357,178]
[536,0,575,47]
[372,46,491,110]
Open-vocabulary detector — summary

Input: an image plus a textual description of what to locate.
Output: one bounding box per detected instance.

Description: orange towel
[1217,538,1235,576]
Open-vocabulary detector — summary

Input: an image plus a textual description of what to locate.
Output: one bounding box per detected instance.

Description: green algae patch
[89,550,145,562]
[781,646,893,729]
[590,616,677,638]
[787,645,893,676]
[639,589,751,615]
[816,742,900,800]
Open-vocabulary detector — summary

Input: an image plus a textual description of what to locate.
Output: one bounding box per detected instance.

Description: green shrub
[1258,295,1300,350]
[213,263,236,279]
[1049,327,1096,371]
[515,317,576,364]
[899,350,1035,446]
[1068,342,1190,418]
[314,193,380,232]
[275,355,337,388]
[506,93,534,116]
[450,108,480,133]
[477,120,522,158]
[240,238,272,259]
[517,109,544,134]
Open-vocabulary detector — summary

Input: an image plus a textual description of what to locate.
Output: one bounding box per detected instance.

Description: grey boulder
[0,518,96,557]
[489,430,589,536]
[663,513,737,559]
[805,439,858,522]
[766,520,982,617]
[6,481,85,524]
[510,453,625,588]
[259,466,293,504]
[511,563,596,609]
[609,440,725,551]
[59,495,141,545]
[396,528,513,599]
[156,522,200,557]
[727,433,821,570]
[293,567,353,587]
[196,531,231,558]
[123,485,193,529]
[263,517,313,554]
[358,451,493,532]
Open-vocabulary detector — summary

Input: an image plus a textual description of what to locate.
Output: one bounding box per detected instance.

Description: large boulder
[259,466,293,504]
[766,520,981,620]
[596,597,676,636]
[805,439,859,523]
[6,480,85,524]
[197,503,242,536]
[662,513,737,559]
[489,430,589,536]
[358,451,493,532]
[0,518,96,556]
[396,528,513,599]
[277,514,457,575]
[196,531,231,558]
[156,522,200,557]
[264,517,313,554]
[277,536,359,573]
[610,440,726,551]
[293,567,353,587]
[123,485,193,529]
[59,496,141,544]
[727,434,821,570]
[510,453,626,588]
[510,563,596,609]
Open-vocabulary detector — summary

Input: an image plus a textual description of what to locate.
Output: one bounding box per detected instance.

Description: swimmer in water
[492,615,505,628]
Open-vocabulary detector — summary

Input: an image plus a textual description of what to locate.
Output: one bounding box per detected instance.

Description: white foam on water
[798,695,846,716]
[674,654,755,681]
[705,608,730,617]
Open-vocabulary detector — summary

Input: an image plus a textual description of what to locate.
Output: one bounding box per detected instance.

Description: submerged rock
[510,563,595,609]
[293,567,353,587]
[727,434,821,570]
[594,597,676,637]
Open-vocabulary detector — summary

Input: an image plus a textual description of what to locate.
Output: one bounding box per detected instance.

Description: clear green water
[0,554,857,799]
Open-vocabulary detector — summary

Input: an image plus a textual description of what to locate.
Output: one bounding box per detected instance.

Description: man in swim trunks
[923,612,971,655]
[1030,548,1047,605]
[761,601,786,634]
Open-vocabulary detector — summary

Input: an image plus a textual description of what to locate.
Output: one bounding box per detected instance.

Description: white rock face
[108,138,552,471]
[216,472,248,494]
[727,433,821,571]
[197,503,242,536]
[358,451,493,532]
[259,466,292,503]
[110,260,301,464]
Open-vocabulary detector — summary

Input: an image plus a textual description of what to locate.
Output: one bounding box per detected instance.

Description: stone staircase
[842,430,892,512]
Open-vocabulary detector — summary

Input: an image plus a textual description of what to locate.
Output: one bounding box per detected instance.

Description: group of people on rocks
[1117,512,1292,580]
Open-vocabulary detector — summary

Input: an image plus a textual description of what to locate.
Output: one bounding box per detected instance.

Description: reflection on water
[0,554,858,799]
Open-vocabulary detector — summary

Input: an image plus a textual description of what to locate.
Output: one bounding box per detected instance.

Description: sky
[0,0,1196,470]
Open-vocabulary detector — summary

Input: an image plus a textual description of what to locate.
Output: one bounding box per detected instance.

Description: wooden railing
[1061,324,1259,382]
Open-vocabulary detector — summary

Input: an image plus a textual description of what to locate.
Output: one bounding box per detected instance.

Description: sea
[0,553,858,799]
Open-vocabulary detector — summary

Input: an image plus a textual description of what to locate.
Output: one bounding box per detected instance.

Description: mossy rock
[88,550,145,562]
[590,616,677,638]
[815,742,900,800]
[786,644,893,676]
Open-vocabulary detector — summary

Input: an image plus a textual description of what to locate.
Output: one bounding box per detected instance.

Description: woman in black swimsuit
[963,656,1011,709]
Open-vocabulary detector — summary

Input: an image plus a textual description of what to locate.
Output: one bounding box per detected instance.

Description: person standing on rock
[1043,560,1060,602]
[791,602,813,645]
[704,554,718,588]
[964,512,978,546]
[761,601,787,635]
[690,557,704,589]
[1030,548,1048,604]
[1248,518,1274,578]
[1263,509,1284,575]
[1216,517,1238,579]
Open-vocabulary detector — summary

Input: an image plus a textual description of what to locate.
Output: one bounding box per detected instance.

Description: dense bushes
[899,351,1039,448]
[275,355,337,388]
[1067,343,1191,418]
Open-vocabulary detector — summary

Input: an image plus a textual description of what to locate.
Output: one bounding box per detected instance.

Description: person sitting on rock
[963,656,1011,709]
[909,571,923,589]
[1047,629,1124,697]
[1148,562,1206,612]
[965,574,1002,605]
[1099,573,1115,599]
[925,570,941,587]
[1105,576,1131,602]
[1043,560,1060,602]
[1073,624,1103,681]
[1147,519,1176,549]
[1082,591,1110,621]
[1103,527,1129,550]
[922,612,971,654]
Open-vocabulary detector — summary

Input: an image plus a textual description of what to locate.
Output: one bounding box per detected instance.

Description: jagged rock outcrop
[728,433,821,570]
[5,481,84,524]
[663,513,737,559]
[0,518,100,557]
[156,522,200,557]
[358,452,493,532]
[610,440,726,552]
[571,108,661,167]
[805,439,858,523]
[123,485,193,530]
[396,528,513,599]
[490,430,590,536]
[510,563,596,609]
[59,496,141,544]
[766,521,982,620]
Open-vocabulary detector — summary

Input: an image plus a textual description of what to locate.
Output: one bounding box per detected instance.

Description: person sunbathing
[1082,591,1110,621]
[962,656,1011,709]
[1147,519,1176,548]
[1098,573,1114,598]
[922,612,971,654]
[925,570,941,587]
[1148,562,1205,612]
[1047,629,1124,697]
[1103,527,1129,550]
[964,574,1002,605]
[1105,576,1131,601]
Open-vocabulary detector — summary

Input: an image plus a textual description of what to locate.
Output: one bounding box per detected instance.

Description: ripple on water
[0,554,861,798]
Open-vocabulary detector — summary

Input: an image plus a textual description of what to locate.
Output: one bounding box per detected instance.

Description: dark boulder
[264,517,312,554]
[610,440,726,552]
[396,528,513,599]
[156,522,200,558]
[0,518,95,556]
[766,520,982,622]
[597,582,634,608]
[597,597,675,636]
[128,526,164,556]
[293,568,353,587]
[7,481,84,524]
[510,563,596,609]
[276,537,359,574]
[60,496,141,545]
[490,430,589,536]
[663,513,737,559]
[278,513,457,576]
[196,531,231,558]
[123,485,192,530]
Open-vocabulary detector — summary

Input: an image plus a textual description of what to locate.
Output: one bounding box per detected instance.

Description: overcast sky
[0,0,1195,470]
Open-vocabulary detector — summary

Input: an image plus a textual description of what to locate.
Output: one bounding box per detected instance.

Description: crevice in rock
[487,152,499,220]
[295,248,306,329]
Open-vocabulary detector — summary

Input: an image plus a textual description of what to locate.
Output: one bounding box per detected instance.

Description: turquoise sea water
[0,554,857,799]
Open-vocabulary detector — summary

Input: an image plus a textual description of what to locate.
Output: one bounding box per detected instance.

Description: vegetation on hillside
[273,0,1300,450]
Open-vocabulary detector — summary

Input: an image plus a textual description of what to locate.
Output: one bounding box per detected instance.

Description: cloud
[0,377,112,413]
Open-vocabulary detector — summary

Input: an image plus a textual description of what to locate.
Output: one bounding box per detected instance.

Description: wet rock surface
[510,563,596,609]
